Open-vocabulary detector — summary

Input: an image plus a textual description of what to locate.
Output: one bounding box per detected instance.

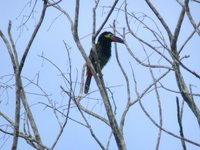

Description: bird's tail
[84,75,92,94]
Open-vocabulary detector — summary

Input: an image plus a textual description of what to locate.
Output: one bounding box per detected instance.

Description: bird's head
[98,31,124,44]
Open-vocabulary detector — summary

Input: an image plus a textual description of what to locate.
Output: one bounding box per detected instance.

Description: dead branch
[19,0,48,74]
[143,45,163,150]
[145,0,173,41]
[176,97,186,150]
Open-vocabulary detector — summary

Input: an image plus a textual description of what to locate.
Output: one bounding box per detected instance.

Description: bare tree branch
[145,0,173,41]
[176,97,186,150]
[51,41,73,149]
[1,0,48,149]
[19,0,48,74]
[184,0,200,35]
[94,0,120,40]
[192,0,200,3]
[143,45,163,150]
[170,12,200,126]
[112,23,131,132]
[61,86,106,150]
[172,4,186,47]
[0,30,16,71]
[124,2,173,67]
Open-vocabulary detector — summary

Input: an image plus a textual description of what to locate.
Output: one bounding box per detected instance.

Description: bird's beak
[111,35,124,44]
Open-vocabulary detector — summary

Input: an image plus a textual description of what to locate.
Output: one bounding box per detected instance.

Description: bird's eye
[104,33,113,39]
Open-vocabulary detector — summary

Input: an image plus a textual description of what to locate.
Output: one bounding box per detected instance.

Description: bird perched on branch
[84,31,124,94]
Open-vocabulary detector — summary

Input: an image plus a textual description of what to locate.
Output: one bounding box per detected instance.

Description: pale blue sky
[0,0,200,150]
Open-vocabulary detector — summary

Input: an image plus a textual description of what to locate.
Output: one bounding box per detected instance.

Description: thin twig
[143,44,163,150]
[94,0,120,39]
[112,23,131,132]
[61,86,106,150]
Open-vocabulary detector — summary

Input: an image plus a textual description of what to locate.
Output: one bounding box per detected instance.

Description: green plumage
[89,42,111,71]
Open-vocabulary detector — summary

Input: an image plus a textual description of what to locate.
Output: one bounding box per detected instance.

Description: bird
[84,31,124,94]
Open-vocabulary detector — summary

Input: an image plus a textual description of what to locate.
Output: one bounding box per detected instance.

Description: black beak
[111,35,124,44]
